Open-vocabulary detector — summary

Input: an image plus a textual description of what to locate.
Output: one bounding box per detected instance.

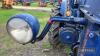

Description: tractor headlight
[6,14,40,44]
[7,18,33,44]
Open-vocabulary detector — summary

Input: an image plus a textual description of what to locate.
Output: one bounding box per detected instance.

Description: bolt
[89,32,94,38]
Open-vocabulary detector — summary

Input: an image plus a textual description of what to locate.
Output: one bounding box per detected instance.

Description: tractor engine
[59,26,79,45]
[6,0,82,46]
[50,0,80,45]
[7,0,100,56]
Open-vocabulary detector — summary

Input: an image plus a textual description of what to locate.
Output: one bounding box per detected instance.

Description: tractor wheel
[71,43,79,56]
[48,22,67,56]
[48,22,60,48]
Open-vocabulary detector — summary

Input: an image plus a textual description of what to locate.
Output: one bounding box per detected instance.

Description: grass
[0,8,50,25]
[0,5,70,56]
[31,2,39,7]
[0,8,50,56]
[31,2,53,8]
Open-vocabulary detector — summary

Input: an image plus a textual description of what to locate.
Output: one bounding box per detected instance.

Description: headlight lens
[7,18,33,44]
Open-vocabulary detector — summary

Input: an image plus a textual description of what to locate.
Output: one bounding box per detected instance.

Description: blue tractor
[6,0,100,56]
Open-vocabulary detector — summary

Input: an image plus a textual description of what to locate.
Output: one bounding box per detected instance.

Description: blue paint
[7,14,40,42]
[60,0,67,16]
[7,0,100,56]
[59,27,79,44]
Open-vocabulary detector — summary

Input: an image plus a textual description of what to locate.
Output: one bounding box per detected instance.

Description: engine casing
[59,27,79,45]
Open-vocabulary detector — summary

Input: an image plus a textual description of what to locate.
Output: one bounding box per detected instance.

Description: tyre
[71,43,79,56]
[48,22,67,56]
[48,22,61,48]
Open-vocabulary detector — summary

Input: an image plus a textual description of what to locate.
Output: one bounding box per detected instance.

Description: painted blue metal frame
[7,0,100,56]
[7,14,40,43]
[36,16,86,41]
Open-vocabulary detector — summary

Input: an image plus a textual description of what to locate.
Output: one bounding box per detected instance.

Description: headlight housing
[6,14,40,44]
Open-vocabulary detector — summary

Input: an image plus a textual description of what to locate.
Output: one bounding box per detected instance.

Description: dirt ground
[0,25,67,56]
[0,5,67,56]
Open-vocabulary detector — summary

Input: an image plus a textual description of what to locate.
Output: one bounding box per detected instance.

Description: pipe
[36,17,86,41]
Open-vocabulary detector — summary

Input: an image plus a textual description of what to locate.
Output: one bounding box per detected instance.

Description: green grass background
[17,2,53,8]
[0,2,70,56]
[0,8,50,56]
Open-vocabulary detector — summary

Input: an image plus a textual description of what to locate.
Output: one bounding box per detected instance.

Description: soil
[0,6,67,56]
[0,25,67,56]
